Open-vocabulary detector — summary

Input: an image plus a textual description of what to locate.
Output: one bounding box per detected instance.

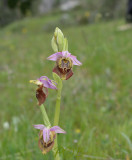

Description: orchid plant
[30,27,82,160]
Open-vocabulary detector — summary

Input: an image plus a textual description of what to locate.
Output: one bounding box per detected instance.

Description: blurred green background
[0,0,132,159]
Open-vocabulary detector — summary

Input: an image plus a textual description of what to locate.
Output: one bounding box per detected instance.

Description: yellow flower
[95,13,102,22]
[22,28,27,34]
[85,11,90,18]
[75,128,81,134]
[126,155,130,160]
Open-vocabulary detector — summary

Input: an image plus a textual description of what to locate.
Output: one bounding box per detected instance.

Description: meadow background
[0,0,132,159]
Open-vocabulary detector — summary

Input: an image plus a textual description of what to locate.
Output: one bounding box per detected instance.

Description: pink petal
[50,126,66,134]
[43,128,50,143]
[39,76,57,89]
[47,52,62,61]
[33,124,45,130]
[42,80,57,89]
[70,55,82,66]
[62,51,71,57]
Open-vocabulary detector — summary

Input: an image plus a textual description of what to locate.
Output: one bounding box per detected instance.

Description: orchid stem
[52,76,63,160]
[54,94,62,125]
[40,104,51,127]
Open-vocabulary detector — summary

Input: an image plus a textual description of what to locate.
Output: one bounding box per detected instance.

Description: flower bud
[52,27,64,52]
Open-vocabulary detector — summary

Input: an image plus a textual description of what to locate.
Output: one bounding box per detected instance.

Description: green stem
[54,96,61,125]
[40,104,51,127]
[52,78,63,160]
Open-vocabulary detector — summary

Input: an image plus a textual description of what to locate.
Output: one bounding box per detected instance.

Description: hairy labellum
[30,77,56,105]
[38,130,56,154]
[36,85,48,106]
[33,125,66,154]
[53,57,73,80]
[47,51,82,80]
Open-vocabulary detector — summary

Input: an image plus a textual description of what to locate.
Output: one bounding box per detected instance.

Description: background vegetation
[0,0,127,26]
[0,1,132,160]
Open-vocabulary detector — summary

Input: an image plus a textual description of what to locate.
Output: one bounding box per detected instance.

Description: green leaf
[53,72,62,91]
[63,38,68,51]
[51,37,58,52]
[56,28,64,52]
[53,27,64,52]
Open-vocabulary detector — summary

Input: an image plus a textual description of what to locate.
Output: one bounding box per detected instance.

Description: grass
[0,14,132,159]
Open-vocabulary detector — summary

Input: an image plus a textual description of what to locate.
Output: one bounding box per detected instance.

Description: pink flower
[30,76,57,105]
[33,124,66,154]
[47,51,82,80]
[38,76,57,90]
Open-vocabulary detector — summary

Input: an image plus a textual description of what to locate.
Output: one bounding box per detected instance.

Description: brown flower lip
[47,51,82,80]
[30,76,57,105]
[53,57,73,80]
[33,124,66,154]
[38,130,56,154]
[36,85,48,106]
